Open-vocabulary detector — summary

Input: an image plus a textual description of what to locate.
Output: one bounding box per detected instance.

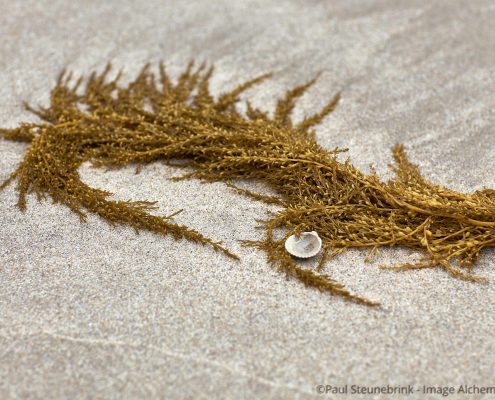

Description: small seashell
[285,231,322,258]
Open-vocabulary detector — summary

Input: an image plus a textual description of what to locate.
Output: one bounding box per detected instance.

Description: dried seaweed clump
[1,62,494,306]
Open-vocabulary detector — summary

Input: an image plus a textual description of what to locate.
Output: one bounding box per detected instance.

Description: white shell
[284,231,322,258]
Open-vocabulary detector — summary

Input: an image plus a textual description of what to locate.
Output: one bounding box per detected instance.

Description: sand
[0,1,494,399]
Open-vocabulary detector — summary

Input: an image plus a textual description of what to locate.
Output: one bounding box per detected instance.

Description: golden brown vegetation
[1,62,493,306]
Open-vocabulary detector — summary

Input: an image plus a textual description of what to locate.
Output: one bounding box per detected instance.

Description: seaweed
[2,62,493,306]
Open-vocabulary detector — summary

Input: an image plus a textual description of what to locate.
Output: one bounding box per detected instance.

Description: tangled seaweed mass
[1,62,494,306]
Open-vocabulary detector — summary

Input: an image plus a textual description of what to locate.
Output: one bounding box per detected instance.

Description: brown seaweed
[2,62,493,306]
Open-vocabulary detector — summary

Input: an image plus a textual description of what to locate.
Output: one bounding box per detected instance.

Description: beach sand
[1,1,494,398]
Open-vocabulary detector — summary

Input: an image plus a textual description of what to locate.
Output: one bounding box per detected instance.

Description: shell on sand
[284,231,322,258]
